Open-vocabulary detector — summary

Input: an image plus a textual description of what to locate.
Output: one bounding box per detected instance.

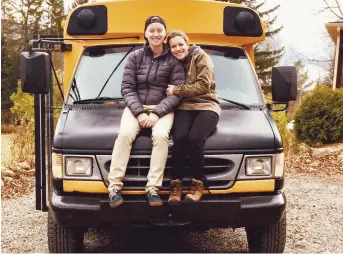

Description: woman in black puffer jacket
[107,16,185,208]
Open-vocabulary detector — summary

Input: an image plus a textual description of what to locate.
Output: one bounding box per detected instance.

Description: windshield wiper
[96,45,137,98]
[71,78,81,101]
[73,97,124,104]
[219,97,251,109]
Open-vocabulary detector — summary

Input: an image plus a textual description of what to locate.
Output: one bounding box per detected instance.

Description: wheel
[245,212,286,253]
[48,210,85,253]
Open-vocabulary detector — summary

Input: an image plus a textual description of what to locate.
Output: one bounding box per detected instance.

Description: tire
[245,212,286,253]
[48,210,85,253]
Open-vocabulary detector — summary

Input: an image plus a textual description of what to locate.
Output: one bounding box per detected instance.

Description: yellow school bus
[20,0,297,252]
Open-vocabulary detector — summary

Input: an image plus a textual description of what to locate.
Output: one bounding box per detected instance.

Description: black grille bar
[104,157,235,190]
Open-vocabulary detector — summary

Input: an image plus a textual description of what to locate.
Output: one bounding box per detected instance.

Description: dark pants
[171,110,219,181]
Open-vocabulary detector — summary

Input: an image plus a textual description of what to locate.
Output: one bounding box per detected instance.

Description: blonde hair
[167,30,189,46]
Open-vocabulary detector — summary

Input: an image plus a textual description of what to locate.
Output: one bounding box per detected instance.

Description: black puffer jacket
[121,44,185,117]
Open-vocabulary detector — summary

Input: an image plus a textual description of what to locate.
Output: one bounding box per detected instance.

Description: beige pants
[108,106,174,192]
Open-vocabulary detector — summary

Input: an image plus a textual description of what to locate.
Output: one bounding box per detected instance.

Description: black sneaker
[109,189,123,208]
[146,188,163,207]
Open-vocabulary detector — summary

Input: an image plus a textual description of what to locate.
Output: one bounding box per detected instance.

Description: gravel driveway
[1,173,343,253]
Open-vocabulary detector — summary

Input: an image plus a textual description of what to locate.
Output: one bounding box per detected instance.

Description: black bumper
[49,191,286,229]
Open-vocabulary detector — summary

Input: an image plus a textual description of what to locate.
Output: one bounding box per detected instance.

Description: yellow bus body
[62,0,266,95]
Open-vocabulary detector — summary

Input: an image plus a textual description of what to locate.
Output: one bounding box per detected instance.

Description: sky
[262,0,341,81]
[63,0,342,81]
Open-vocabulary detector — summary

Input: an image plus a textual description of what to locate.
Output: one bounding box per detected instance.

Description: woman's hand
[166,85,175,96]
[137,113,149,127]
[145,113,159,128]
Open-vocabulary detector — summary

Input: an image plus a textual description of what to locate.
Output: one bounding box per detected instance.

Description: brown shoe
[168,180,182,206]
[184,179,204,202]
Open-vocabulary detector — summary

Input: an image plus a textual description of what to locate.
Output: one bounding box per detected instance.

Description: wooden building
[326,22,343,89]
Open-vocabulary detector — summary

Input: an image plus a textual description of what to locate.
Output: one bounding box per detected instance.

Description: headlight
[65,157,92,176]
[246,157,272,176]
[52,153,63,179]
[274,153,284,177]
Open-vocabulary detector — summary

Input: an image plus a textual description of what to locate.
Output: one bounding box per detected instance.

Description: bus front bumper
[49,191,286,229]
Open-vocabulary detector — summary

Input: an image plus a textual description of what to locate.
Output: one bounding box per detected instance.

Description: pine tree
[216,0,284,86]
[1,1,22,119]
[1,0,46,122]
[15,0,45,46]
[71,0,90,10]
[46,0,65,36]
[287,60,314,119]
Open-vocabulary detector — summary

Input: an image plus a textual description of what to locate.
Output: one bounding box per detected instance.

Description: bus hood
[53,104,280,153]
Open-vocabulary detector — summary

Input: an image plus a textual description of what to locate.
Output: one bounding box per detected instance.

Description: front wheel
[48,210,85,253]
[245,212,286,253]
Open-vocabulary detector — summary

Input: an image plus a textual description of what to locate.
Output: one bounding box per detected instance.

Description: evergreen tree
[287,60,314,119]
[46,0,65,36]
[216,0,284,86]
[1,0,46,122]
[15,0,45,46]
[71,0,90,10]
[1,1,21,119]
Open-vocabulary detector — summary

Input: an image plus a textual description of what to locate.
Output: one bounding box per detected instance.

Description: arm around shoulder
[173,52,214,97]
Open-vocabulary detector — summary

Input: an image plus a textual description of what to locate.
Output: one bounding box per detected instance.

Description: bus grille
[103,156,236,190]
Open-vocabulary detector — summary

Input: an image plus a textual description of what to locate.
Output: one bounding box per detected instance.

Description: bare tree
[321,0,343,20]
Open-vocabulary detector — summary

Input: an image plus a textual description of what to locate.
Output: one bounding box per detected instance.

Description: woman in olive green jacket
[166,30,221,205]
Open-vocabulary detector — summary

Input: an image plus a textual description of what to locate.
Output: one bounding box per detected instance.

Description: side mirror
[20,51,51,94]
[271,66,297,102]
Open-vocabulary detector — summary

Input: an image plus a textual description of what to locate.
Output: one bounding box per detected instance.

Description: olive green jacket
[173,45,221,116]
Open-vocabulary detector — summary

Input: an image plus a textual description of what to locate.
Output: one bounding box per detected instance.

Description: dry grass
[1,134,13,165]
[1,124,18,134]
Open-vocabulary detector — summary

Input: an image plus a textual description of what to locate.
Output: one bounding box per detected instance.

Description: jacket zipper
[145,59,154,105]
[154,64,160,83]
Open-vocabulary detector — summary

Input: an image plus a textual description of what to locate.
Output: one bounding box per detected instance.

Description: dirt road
[1,173,342,253]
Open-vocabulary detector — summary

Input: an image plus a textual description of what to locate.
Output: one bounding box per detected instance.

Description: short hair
[167,30,189,46]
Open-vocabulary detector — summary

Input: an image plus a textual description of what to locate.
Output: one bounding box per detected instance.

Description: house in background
[326,21,343,89]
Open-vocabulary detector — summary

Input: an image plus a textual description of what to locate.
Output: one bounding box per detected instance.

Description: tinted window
[69,45,263,104]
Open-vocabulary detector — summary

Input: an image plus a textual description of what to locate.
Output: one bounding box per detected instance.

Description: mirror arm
[27,39,65,101]
[49,57,65,102]
[28,39,72,54]
[267,101,289,112]
[29,40,35,56]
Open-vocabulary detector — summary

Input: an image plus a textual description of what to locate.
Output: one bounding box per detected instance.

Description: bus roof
[64,0,266,47]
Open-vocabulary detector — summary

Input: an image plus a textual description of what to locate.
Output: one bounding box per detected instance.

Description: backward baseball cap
[144,15,167,40]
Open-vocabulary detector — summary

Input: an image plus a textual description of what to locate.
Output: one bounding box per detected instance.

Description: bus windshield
[69,45,263,105]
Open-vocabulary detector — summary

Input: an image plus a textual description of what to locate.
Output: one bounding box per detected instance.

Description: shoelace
[191,182,201,195]
[149,188,159,197]
[110,189,120,200]
[171,184,181,196]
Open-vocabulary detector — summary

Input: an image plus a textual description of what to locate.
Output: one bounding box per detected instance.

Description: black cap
[144,15,167,33]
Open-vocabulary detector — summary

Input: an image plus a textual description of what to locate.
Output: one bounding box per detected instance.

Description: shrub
[263,90,296,156]
[294,86,343,146]
[9,72,64,164]
[271,111,296,156]
[10,82,35,163]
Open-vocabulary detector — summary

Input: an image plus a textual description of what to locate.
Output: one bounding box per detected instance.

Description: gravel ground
[1,173,343,253]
